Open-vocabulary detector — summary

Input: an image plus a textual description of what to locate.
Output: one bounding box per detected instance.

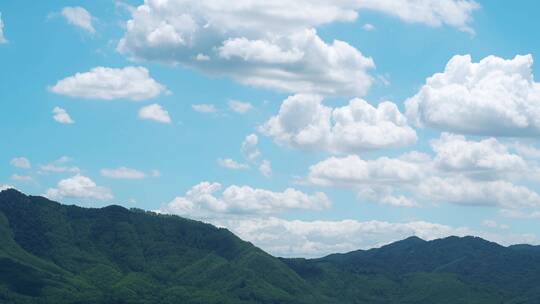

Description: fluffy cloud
[307,154,424,207]
[10,174,33,182]
[228,100,253,114]
[406,54,540,136]
[61,6,95,34]
[50,67,167,101]
[308,155,424,187]
[117,0,477,95]
[306,133,540,210]
[191,216,536,258]
[261,94,416,153]
[46,175,113,201]
[138,103,171,123]
[355,0,479,33]
[417,177,540,209]
[192,104,217,113]
[217,158,249,170]
[0,12,7,43]
[117,1,375,96]
[160,182,330,218]
[217,218,473,257]
[100,167,147,179]
[10,157,31,169]
[432,133,526,176]
[52,107,75,124]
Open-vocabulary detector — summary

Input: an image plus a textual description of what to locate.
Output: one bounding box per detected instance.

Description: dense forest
[1,189,540,304]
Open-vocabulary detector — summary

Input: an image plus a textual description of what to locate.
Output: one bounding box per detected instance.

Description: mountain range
[1,189,539,303]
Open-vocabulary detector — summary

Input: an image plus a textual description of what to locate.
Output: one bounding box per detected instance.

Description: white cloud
[192,104,217,113]
[511,142,540,159]
[355,0,479,33]
[307,154,423,207]
[0,12,7,43]
[362,23,375,31]
[10,174,33,182]
[117,0,477,95]
[308,154,423,187]
[39,157,80,174]
[46,175,113,201]
[417,176,540,209]
[241,134,261,162]
[61,6,95,34]
[100,167,146,179]
[217,158,249,170]
[50,66,167,101]
[306,133,540,210]
[259,160,272,177]
[160,182,331,218]
[431,133,526,176]
[260,94,416,153]
[199,217,536,258]
[138,103,171,123]
[228,100,253,114]
[406,54,540,136]
[52,107,75,124]
[10,157,31,169]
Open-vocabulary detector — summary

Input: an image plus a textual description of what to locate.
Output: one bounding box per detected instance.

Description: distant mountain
[1,189,540,303]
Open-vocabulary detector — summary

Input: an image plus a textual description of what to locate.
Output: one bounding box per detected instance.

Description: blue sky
[1,0,540,257]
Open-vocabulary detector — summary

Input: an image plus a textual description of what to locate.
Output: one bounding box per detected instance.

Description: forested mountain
[1,189,539,304]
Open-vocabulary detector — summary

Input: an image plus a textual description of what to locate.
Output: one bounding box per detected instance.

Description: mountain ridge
[1,189,540,303]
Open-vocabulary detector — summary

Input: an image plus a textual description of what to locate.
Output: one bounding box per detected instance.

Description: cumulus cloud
[216,218,474,257]
[10,157,31,169]
[307,154,424,207]
[0,12,7,43]
[61,6,95,34]
[116,0,477,95]
[138,103,171,123]
[50,66,167,101]
[260,94,416,154]
[355,0,479,33]
[431,133,526,177]
[228,100,253,114]
[306,133,540,210]
[52,107,75,124]
[192,104,217,113]
[217,158,249,170]
[406,54,540,136]
[160,182,331,218]
[417,176,540,209]
[100,167,147,179]
[173,216,534,258]
[46,175,113,201]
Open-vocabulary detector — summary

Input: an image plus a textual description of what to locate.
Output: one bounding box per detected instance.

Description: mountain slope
[0,189,327,304]
[283,236,540,303]
[1,189,540,304]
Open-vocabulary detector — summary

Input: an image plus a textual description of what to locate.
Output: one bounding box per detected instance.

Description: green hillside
[1,189,539,304]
